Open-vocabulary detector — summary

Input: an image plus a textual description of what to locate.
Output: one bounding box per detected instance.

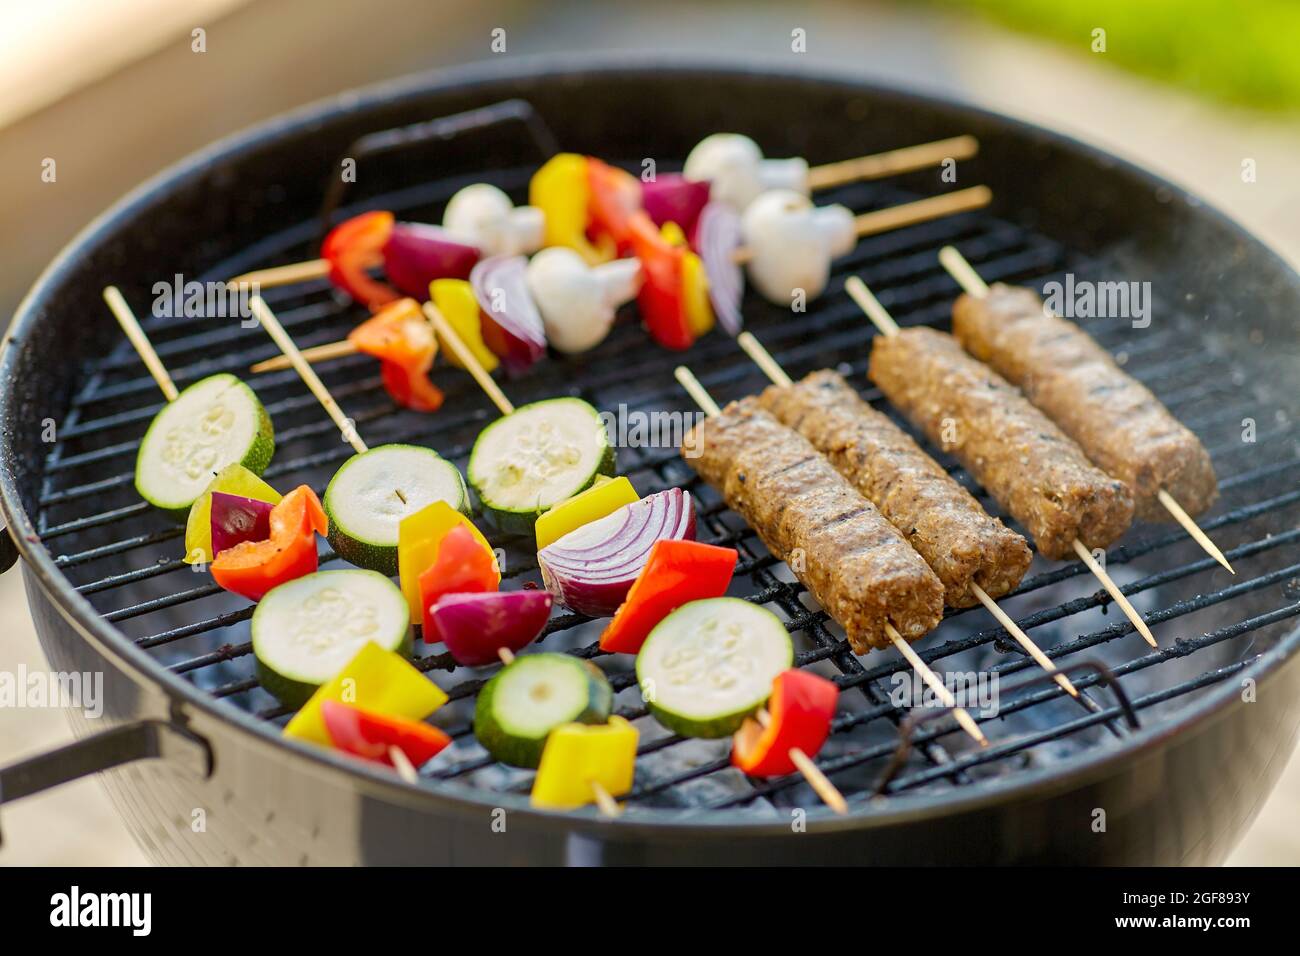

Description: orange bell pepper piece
[210,485,328,601]
[347,298,444,412]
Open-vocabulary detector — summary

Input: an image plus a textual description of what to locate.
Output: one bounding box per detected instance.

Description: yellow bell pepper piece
[660,222,715,338]
[529,153,613,265]
[429,278,499,373]
[531,716,639,810]
[398,500,499,624]
[284,641,448,745]
[534,476,639,551]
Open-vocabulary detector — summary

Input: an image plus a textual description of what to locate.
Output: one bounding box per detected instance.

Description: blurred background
[1,0,1297,865]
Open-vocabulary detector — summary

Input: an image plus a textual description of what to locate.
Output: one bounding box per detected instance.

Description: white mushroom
[683,133,809,211]
[443,183,545,257]
[525,247,642,353]
[740,190,854,305]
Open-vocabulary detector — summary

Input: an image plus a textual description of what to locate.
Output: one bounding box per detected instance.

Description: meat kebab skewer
[736,332,1078,697]
[846,276,1157,648]
[936,245,1232,574]
[674,365,989,747]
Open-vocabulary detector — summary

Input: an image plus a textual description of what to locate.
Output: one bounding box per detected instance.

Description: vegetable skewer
[496,647,622,817]
[104,286,276,514]
[847,276,1158,648]
[936,245,1233,575]
[232,135,978,291]
[674,365,988,747]
[736,332,1078,698]
[245,187,992,375]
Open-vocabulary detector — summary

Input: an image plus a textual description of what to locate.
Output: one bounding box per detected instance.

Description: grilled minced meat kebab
[683,398,944,653]
[952,284,1217,521]
[759,370,1031,607]
[869,327,1134,560]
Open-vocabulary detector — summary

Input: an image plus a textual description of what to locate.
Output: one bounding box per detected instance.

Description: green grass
[935,0,1300,110]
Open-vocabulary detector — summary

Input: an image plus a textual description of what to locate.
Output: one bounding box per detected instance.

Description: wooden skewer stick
[736,331,1078,698]
[102,286,179,402]
[674,364,985,753]
[388,745,420,784]
[1071,539,1157,648]
[421,302,515,416]
[806,134,979,191]
[248,296,369,455]
[847,273,1158,649]
[886,624,987,746]
[251,339,357,373]
[497,647,620,816]
[230,258,331,289]
[937,244,1234,576]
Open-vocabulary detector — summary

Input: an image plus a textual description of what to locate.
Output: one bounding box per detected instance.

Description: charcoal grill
[2,56,1299,865]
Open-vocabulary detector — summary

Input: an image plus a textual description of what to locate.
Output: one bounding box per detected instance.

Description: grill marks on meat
[683,398,945,653]
[759,370,1031,607]
[869,327,1134,560]
[952,284,1218,521]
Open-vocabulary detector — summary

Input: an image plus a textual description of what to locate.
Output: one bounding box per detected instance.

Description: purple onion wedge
[538,488,696,617]
[210,492,274,557]
[383,222,480,297]
[428,590,553,666]
[695,202,744,335]
[470,254,547,375]
[642,174,710,236]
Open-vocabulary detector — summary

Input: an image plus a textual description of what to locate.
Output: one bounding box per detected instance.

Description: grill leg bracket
[0,719,211,848]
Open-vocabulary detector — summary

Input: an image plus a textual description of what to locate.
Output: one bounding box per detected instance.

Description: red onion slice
[428,590,553,666]
[642,173,711,236]
[382,222,480,298]
[470,254,548,374]
[538,488,696,617]
[210,492,273,557]
[695,202,744,335]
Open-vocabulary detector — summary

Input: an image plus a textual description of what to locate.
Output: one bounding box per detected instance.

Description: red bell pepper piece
[347,298,445,412]
[321,211,399,309]
[321,699,451,767]
[210,486,328,601]
[731,669,839,777]
[586,158,643,254]
[626,214,694,351]
[418,524,500,643]
[599,539,737,654]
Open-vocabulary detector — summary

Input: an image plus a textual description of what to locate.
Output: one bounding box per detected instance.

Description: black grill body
[2,57,1299,865]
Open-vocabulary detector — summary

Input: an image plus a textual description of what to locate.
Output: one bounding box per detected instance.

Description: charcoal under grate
[34,159,1300,817]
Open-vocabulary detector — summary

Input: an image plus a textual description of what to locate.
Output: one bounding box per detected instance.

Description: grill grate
[34,163,1300,816]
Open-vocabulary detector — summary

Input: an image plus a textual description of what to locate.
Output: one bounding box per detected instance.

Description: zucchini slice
[253,569,412,706]
[323,444,469,575]
[135,373,274,514]
[474,653,613,768]
[468,397,615,534]
[636,598,793,738]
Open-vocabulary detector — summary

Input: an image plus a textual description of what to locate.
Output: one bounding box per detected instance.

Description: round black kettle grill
[1,57,1298,865]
